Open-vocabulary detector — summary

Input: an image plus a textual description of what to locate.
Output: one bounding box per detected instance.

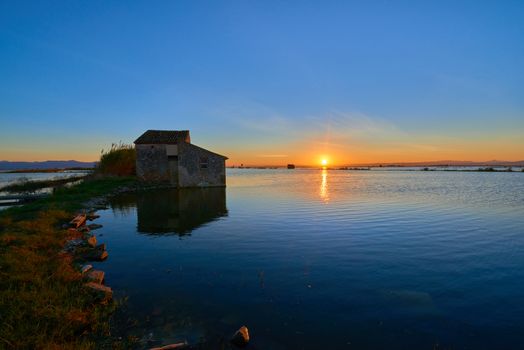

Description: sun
[321,159,328,166]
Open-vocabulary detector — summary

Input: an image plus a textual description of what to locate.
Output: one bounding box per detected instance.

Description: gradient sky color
[1,1,523,165]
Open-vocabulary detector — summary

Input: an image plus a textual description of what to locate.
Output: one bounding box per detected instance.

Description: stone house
[134,130,227,187]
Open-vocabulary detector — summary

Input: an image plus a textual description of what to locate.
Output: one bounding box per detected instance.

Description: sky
[1,0,523,166]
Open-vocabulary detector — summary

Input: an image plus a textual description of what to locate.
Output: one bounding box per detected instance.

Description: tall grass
[97,143,136,176]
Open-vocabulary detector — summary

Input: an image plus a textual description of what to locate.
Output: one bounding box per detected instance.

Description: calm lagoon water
[0,171,89,209]
[93,169,524,349]
[0,171,88,188]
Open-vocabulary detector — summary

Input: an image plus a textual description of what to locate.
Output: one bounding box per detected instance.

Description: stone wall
[178,143,226,187]
[135,144,170,182]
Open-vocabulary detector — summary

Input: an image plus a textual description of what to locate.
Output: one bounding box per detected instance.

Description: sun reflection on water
[320,169,329,203]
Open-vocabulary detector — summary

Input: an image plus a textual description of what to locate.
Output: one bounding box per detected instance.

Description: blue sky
[1,1,523,164]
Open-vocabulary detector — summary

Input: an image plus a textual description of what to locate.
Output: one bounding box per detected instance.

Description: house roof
[186,142,228,160]
[134,130,190,144]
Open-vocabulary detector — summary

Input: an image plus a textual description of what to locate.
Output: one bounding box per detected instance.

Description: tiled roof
[134,130,190,144]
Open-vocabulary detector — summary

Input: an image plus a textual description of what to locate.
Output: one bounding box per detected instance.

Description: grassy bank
[0,176,136,349]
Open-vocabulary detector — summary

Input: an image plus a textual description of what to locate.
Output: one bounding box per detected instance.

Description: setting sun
[321,159,328,166]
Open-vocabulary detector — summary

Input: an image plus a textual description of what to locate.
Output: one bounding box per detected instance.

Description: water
[0,171,89,209]
[92,169,524,349]
[0,170,88,188]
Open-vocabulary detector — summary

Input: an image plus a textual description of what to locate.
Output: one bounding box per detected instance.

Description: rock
[81,244,108,261]
[97,243,106,251]
[151,344,186,350]
[78,226,90,233]
[97,250,109,261]
[70,214,87,228]
[85,282,112,300]
[67,228,82,238]
[231,326,250,347]
[81,264,93,274]
[87,213,100,221]
[87,235,97,248]
[87,270,105,284]
[88,223,103,230]
[63,239,84,253]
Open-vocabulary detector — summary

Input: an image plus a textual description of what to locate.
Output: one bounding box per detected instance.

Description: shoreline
[0,176,136,349]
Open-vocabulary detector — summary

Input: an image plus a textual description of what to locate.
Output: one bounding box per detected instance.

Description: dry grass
[0,177,136,349]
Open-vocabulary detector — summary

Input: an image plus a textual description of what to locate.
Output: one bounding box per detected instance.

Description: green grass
[0,176,136,349]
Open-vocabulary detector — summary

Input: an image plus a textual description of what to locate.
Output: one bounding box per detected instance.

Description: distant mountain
[0,160,96,171]
[349,160,524,167]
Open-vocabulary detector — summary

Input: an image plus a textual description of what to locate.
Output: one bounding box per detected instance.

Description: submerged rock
[87,212,100,221]
[88,223,103,230]
[231,326,250,347]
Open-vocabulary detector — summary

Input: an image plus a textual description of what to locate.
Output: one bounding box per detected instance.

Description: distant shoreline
[0,167,94,174]
[227,166,524,172]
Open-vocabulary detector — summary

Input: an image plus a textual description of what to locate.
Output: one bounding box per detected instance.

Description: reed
[97,143,136,176]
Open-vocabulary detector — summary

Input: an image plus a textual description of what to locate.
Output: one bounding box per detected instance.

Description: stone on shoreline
[67,227,82,238]
[87,212,100,221]
[85,282,112,300]
[69,214,87,228]
[87,235,97,247]
[87,270,105,284]
[80,243,108,261]
[81,264,93,274]
[63,238,84,253]
[78,225,90,233]
[231,326,250,347]
[88,223,103,230]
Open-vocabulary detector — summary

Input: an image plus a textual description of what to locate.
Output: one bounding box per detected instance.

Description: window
[168,155,178,161]
[200,157,208,169]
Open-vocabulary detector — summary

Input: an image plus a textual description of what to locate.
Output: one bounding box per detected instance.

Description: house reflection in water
[111,187,227,236]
